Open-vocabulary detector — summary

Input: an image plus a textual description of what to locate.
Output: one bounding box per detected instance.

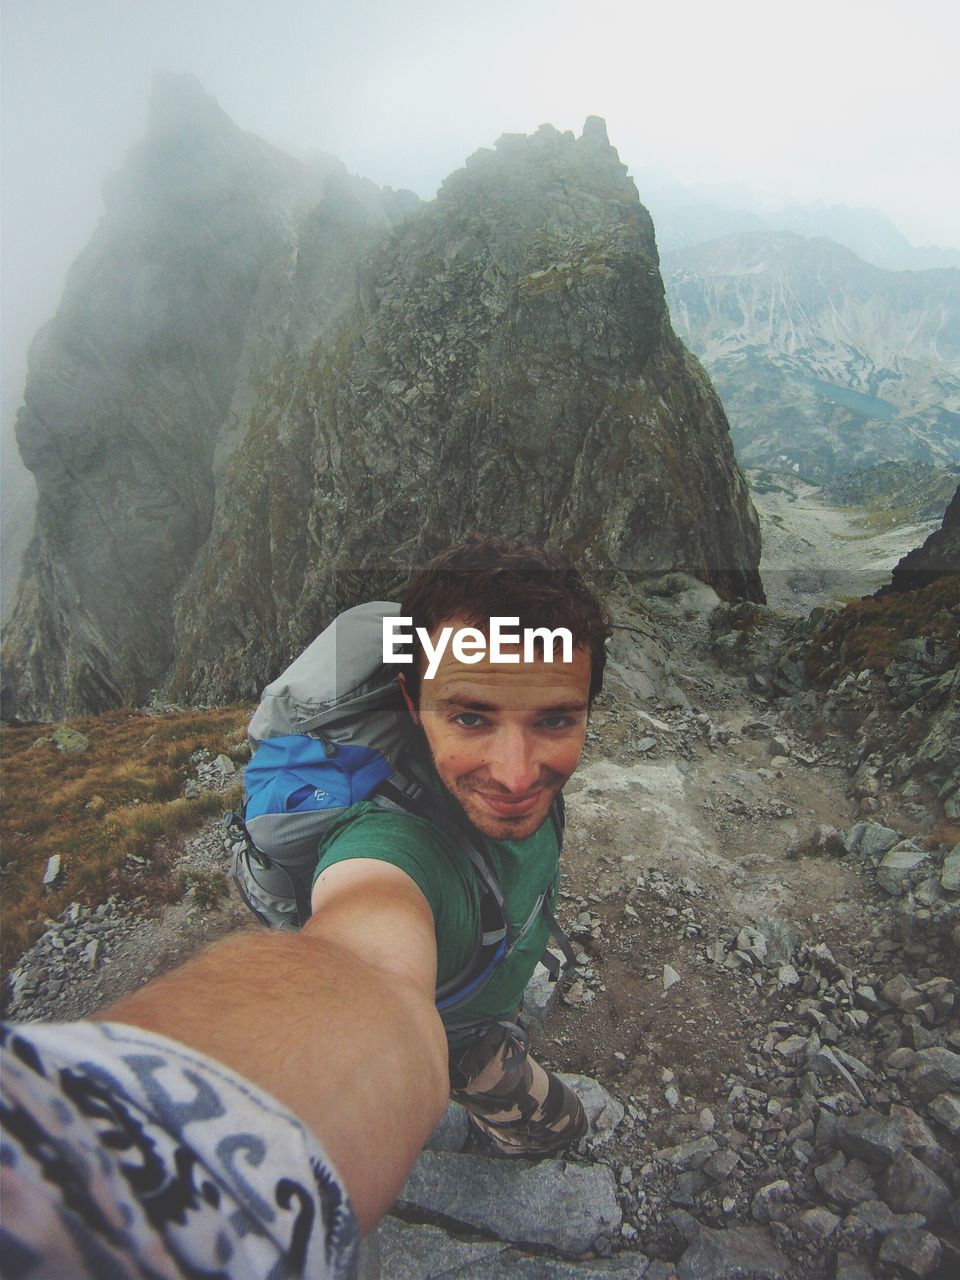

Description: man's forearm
[97,922,448,1233]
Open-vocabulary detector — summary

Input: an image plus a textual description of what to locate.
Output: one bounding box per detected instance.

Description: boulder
[655,1137,719,1171]
[466,1257,652,1278]
[750,1179,793,1224]
[941,848,960,893]
[425,1102,469,1153]
[876,844,933,896]
[557,1074,624,1145]
[882,974,924,1012]
[398,1151,621,1254]
[675,1221,789,1280]
[913,1047,960,1103]
[879,1151,952,1223]
[42,855,62,887]
[754,917,796,965]
[786,1207,840,1244]
[375,1218,507,1278]
[832,1253,875,1280]
[52,725,90,754]
[844,822,899,860]
[805,824,845,856]
[837,1106,939,1166]
[813,1152,876,1209]
[850,1198,926,1237]
[926,1092,960,1137]
[878,1228,942,1277]
[522,951,565,1034]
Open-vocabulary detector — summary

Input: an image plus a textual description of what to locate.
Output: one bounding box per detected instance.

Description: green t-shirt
[314,771,560,1028]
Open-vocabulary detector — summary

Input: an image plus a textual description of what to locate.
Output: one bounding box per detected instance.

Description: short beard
[425,741,566,839]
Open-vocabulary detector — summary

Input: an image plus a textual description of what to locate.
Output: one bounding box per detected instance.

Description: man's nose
[486,727,540,793]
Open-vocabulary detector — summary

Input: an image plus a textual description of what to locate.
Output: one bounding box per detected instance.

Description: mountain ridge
[636,172,960,271]
[3,87,762,720]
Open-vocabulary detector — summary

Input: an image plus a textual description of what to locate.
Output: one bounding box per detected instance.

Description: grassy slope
[1,706,249,968]
[804,574,960,683]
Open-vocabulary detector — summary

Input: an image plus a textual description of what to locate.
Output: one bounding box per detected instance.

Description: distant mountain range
[635,173,960,272]
[663,231,960,482]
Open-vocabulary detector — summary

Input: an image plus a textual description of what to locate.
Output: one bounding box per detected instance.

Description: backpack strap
[529,794,577,979]
[377,778,506,912]
[550,792,566,846]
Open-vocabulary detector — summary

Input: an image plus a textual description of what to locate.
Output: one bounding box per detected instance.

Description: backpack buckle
[222,810,272,870]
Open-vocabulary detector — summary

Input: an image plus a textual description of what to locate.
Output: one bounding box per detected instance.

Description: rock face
[664,231,960,482]
[4,89,762,718]
[169,116,763,703]
[2,75,415,720]
[398,1150,621,1254]
[886,485,960,593]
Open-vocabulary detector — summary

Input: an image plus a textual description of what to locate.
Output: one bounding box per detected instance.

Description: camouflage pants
[448,1017,587,1157]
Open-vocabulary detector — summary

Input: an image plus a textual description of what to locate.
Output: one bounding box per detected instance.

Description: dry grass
[805,575,960,685]
[1,706,249,969]
[851,504,919,534]
[925,819,960,850]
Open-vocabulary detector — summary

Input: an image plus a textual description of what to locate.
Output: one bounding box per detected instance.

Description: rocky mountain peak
[103,71,328,224]
[145,70,234,140]
[444,113,632,225]
[4,99,761,718]
[580,114,611,146]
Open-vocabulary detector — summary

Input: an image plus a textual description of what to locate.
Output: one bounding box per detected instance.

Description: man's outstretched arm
[98,867,447,1235]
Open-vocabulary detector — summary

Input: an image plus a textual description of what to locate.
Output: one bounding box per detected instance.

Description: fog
[2,0,959,615]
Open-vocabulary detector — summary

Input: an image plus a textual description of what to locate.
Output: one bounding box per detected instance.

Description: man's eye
[540,716,574,730]
[453,713,486,728]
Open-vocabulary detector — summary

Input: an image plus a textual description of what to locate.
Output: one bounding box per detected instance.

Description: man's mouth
[471,789,544,818]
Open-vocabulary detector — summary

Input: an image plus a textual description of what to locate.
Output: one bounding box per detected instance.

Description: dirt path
[543,616,889,1098]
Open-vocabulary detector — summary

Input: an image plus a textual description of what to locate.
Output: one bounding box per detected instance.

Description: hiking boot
[465,1112,586,1160]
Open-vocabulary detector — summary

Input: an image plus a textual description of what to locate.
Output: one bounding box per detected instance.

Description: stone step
[397,1151,621,1255]
[376,1218,649,1279]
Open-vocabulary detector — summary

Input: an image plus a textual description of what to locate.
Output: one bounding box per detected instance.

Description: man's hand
[98,866,447,1234]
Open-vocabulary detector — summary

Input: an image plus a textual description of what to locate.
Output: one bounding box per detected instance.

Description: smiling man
[404,629,590,840]
[311,537,611,1158]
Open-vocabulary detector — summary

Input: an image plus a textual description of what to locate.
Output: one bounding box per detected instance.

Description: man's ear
[398,673,420,724]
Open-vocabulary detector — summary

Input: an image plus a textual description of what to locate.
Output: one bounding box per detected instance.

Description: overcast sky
[3,0,959,424]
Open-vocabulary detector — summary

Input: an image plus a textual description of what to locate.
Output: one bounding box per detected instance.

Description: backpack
[225,602,576,1016]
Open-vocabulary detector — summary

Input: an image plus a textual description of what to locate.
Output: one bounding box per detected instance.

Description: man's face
[400,616,592,840]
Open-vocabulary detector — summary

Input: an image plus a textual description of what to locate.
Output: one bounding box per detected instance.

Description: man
[312,536,611,1157]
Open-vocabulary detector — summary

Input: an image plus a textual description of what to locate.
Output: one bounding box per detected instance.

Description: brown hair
[399,535,611,705]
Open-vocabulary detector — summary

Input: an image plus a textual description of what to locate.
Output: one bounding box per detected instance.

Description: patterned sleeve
[0,1019,359,1280]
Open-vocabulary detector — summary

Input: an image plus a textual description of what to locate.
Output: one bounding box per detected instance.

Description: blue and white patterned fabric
[0,1020,358,1279]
